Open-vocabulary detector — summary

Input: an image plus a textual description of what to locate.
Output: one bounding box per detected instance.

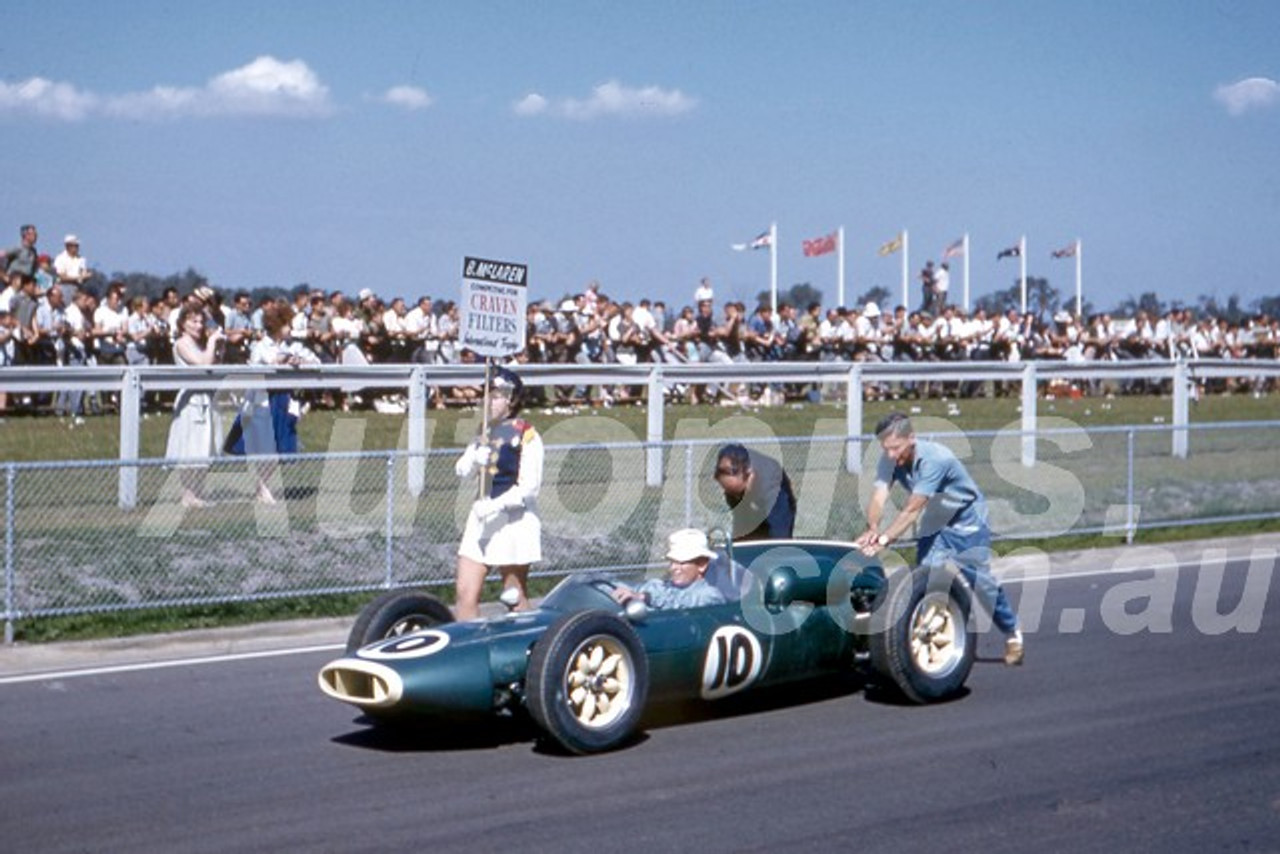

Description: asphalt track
[2,535,1278,853]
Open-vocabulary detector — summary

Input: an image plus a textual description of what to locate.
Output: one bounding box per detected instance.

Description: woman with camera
[164,305,224,507]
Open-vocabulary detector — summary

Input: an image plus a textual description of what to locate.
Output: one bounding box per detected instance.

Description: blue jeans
[917,523,1019,635]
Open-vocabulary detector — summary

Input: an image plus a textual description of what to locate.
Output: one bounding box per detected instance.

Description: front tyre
[526,610,649,755]
[346,590,454,653]
[868,564,975,703]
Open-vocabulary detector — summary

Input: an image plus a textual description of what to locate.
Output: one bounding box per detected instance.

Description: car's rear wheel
[526,610,649,754]
[868,564,975,703]
[346,590,454,653]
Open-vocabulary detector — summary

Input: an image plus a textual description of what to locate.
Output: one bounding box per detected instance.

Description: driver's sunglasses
[714,466,741,479]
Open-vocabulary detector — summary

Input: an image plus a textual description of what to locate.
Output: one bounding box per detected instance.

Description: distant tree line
[74,267,301,307]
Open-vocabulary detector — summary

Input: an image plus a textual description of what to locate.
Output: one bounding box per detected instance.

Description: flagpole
[770,221,778,314]
[901,229,910,310]
[1018,234,1027,315]
[837,225,846,307]
[1075,238,1083,318]
[962,232,970,312]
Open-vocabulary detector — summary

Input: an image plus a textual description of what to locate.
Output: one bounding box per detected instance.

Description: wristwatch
[876,533,890,547]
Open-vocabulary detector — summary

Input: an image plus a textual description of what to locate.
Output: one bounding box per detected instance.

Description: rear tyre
[346,590,454,653]
[868,564,975,703]
[526,610,649,754]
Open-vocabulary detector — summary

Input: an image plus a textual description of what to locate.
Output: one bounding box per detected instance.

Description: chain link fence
[5,420,1279,640]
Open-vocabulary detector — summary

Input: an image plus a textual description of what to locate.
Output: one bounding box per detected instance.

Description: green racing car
[318,537,979,754]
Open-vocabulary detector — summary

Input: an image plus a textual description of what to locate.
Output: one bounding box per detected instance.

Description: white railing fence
[4,358,1279,509]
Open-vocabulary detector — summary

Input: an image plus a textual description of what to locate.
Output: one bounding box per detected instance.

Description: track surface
[2,544,1278,853]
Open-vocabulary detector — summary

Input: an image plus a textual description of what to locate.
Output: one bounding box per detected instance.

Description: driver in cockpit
[611,529,727,610]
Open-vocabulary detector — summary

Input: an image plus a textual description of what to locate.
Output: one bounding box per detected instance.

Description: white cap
[64,234,79,245]
[863,301,881,317]
[665,528,716,563]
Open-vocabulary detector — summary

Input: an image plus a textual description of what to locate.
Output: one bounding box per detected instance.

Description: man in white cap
[54,234,91,294]
[612,529,727,610]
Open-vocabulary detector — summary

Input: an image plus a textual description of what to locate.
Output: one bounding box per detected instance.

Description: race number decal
[359,629,451,660]
[701,626,763,700]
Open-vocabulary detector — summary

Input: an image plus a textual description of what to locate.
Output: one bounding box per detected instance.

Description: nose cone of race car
[318,626,503,719]
[318,658,404,708]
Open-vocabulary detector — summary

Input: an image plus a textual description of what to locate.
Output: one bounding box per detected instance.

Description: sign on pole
[459,256,528,358]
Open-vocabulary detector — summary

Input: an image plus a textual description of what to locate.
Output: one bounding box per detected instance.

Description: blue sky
[3,0,1278,315]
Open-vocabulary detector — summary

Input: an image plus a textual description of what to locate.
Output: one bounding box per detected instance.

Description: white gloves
[473,489,526,522]
[455,439,489,477]
[473,497,503,521]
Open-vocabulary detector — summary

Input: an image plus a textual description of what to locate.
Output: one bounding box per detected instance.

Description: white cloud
[375,85,433,111]
[1,56,332,122]
[513,80,696,120]
[1213,77,1280,116]
[109,56,332,119]
[512,92,548,116]
[0,76,98,121]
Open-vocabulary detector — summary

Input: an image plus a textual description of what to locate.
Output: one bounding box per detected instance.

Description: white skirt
[458,500,542,566]
[165,391,221,465]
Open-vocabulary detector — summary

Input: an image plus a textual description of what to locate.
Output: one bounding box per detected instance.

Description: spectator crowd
[2,222,1277,418]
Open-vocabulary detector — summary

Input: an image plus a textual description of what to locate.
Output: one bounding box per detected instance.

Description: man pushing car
[855,412,1025,666]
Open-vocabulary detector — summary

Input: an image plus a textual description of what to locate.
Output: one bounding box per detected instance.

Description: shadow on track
[328,671,970,755]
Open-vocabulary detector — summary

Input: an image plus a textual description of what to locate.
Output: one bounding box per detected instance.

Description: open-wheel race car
[318,537,980,754]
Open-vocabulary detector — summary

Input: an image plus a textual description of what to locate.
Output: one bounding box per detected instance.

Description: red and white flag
[802,230,838,257]
[943,237,965,259]
[1051,243,1077,259]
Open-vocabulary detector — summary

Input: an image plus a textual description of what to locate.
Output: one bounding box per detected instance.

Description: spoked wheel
[527,611,649,754]
[345,590,455,653]
[868,564,975,703]
[907,592,968,678]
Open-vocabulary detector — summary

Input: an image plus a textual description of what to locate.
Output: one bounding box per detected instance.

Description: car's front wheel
[868,564,975,703]
[345,590,454,653]
[526,610,649,754]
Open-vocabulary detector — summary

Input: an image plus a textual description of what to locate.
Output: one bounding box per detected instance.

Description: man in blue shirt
[613,529,726,610]
[856,412,1024,666]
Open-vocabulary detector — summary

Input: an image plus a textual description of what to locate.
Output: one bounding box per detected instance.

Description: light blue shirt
[876,438,988,535]
[637,576,726,610]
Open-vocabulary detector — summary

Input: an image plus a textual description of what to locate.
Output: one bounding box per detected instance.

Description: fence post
[1172,359,1190,459]
[384,454,396,589]
[1125,428,1136,545]
[1020,361,1037,468]
[5,464,14,644]
[646,365,665,487]
[683,442,694,527]
[846,364,863,474]
[118,368,142,509]
[407,365,428,497]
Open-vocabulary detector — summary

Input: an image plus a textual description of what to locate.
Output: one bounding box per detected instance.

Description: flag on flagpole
[997,244,1021,260]
[1051,243,1077,259]
[802,230,838,257]
[878,233,904,256]
[732,229,773,251]
[943,237,965,259]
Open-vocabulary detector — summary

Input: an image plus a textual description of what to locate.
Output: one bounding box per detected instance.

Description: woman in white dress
[165,306,224,507]
[453,368,543,619]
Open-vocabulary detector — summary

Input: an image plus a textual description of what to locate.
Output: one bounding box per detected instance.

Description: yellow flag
[878,233,903,256]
